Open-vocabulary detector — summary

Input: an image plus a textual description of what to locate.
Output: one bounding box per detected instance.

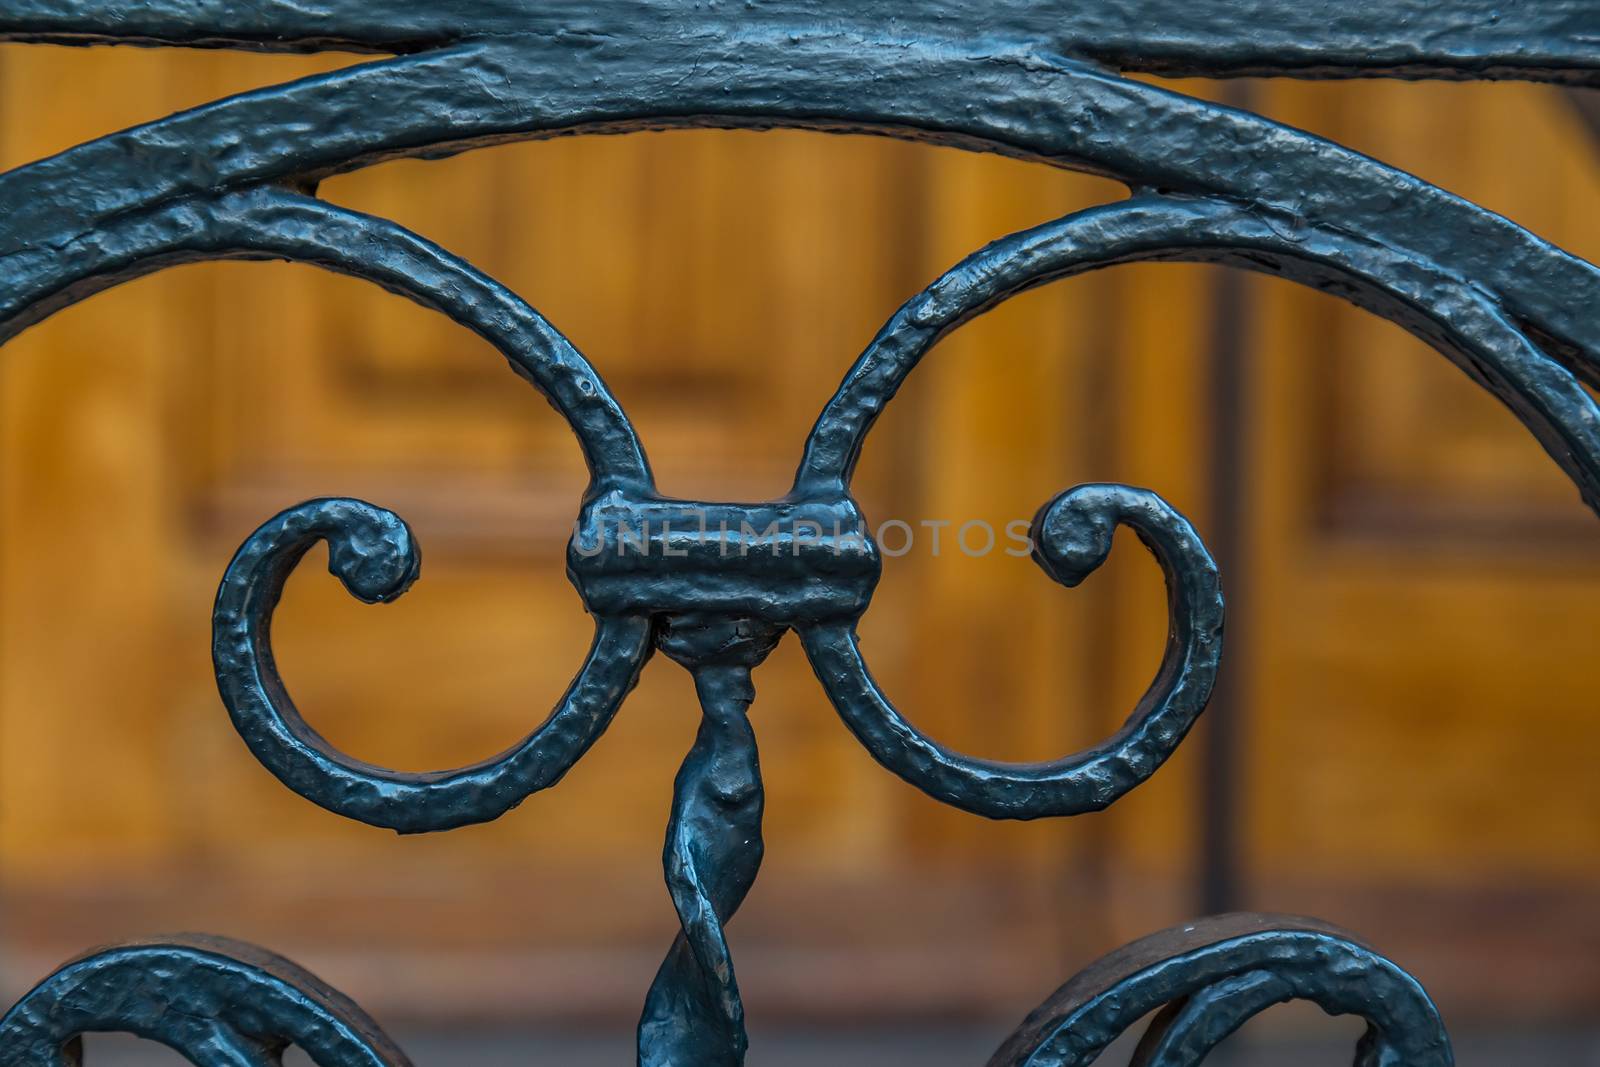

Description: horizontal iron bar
[0,0,1595,83]
[568,491,879,624]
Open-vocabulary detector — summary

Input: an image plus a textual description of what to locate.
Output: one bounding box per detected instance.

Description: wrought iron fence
[0,2,1596,1063]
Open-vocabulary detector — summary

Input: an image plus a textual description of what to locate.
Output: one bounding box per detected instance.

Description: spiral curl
[0,936,412,1067]
[801,483,1222,819]
[990,914,1451,1066]
[213,498,651,834]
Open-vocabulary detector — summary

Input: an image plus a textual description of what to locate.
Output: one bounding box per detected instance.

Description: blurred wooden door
[2,46,1599,1031]
[1223,80,1600,1020]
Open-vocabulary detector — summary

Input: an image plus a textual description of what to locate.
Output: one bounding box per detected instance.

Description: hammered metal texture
[3,2,1598,1063]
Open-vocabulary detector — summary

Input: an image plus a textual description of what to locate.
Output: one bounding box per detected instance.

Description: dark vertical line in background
[1067,266,1124,962]
[1567,88,1600,145]
[876,143,937,549]
[1199,82,1257,921]
[878,143,936,860]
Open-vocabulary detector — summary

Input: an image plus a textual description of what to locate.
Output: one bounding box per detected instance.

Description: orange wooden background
[1,45,1598,1036]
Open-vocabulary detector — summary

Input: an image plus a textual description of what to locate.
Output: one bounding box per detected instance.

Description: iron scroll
[2,2,1597,1062]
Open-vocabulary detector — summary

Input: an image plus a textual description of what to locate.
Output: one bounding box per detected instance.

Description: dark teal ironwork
[1,2,1597,1063]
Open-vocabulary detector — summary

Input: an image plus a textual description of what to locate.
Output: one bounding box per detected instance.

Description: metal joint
[567,489,880,625]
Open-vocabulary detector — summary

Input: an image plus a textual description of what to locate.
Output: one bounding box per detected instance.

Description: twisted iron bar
[2,1,1598,1063]
[641,623,779,1067]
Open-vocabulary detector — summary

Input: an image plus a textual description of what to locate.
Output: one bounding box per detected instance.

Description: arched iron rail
[2,2,1597,1063]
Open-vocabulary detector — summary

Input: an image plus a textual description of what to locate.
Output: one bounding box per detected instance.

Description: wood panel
[1235,78,1600,1020]
[0,43,1139,1026]
[1,45,1597,1032]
